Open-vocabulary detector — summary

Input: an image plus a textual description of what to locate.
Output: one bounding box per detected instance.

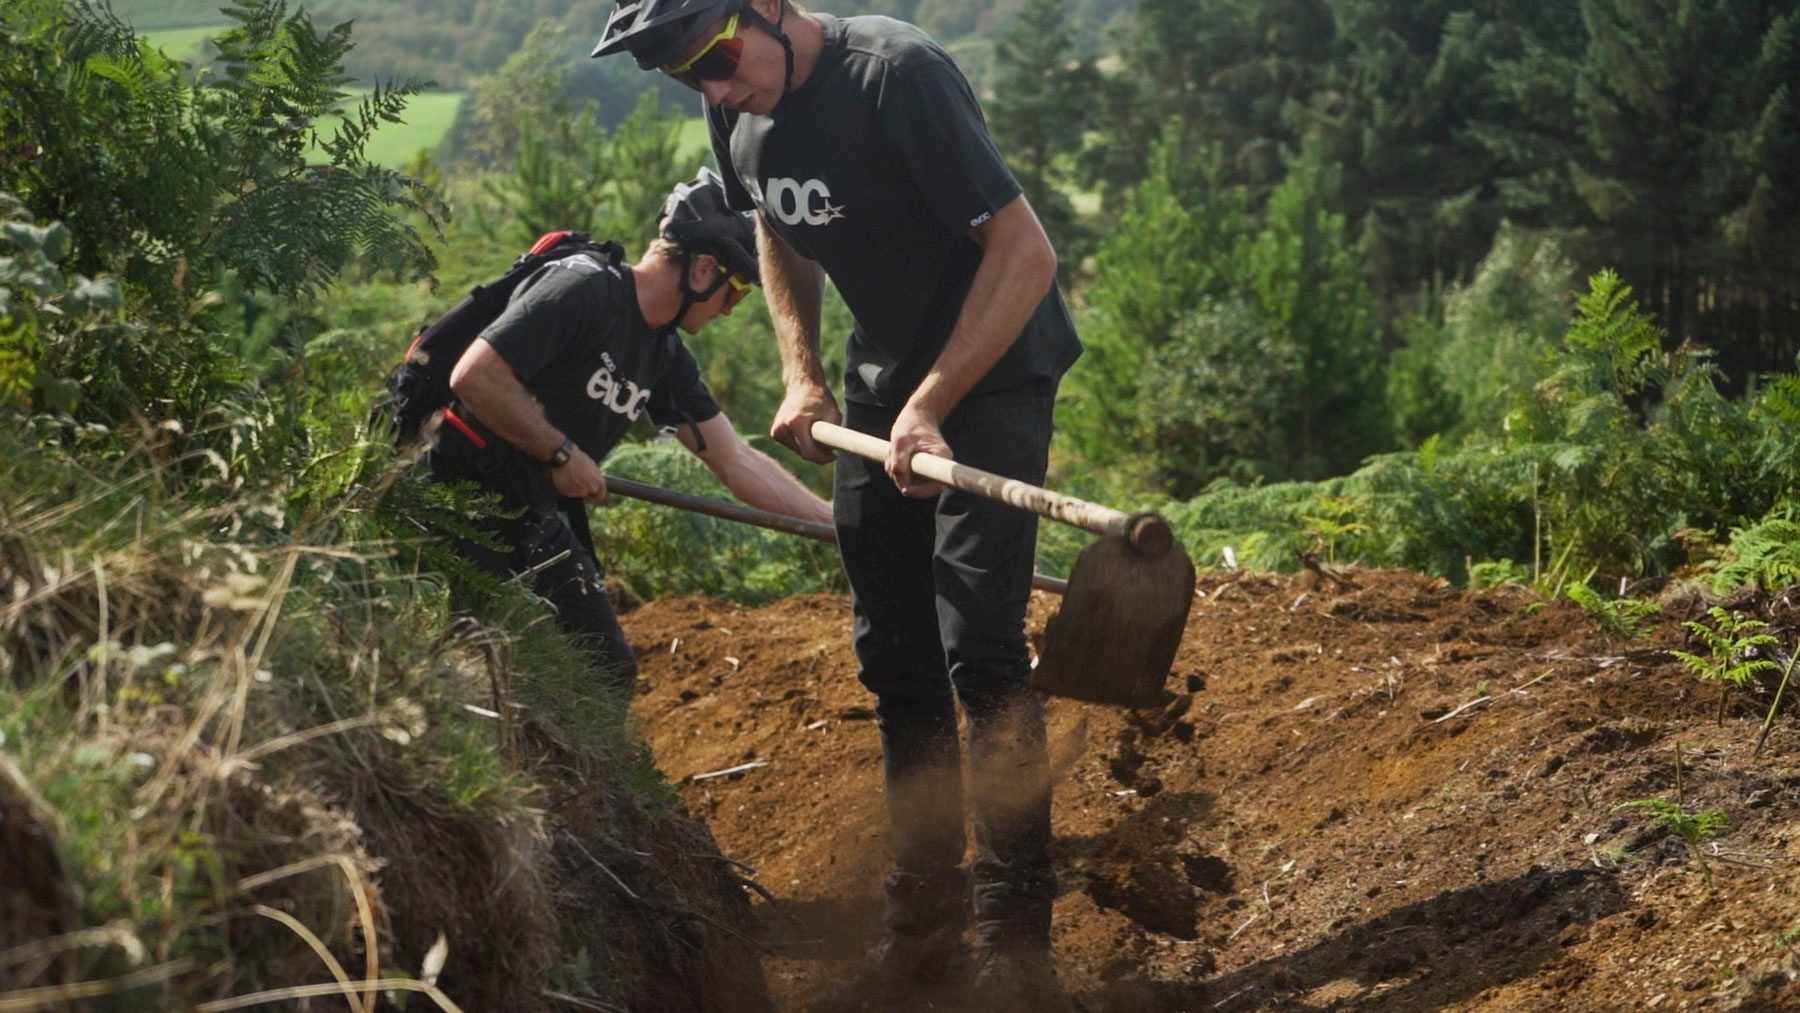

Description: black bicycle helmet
[592,0,742,67]
[661,168,760,285]
[594,0,799,100]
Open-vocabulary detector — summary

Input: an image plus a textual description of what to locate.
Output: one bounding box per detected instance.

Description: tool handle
[602,473,1071,595]
[810,421,1171,556]
[604,475,836,542]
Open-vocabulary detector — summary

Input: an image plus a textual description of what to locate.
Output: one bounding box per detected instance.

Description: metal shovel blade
[1033,532,1196,709]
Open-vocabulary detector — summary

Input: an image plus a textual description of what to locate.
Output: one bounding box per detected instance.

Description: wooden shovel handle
[602,473,1071,595]
[810,421,1171,556]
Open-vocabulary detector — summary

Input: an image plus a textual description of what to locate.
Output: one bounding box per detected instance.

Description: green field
[316,90,467,169]
[677,117,712,163]
[109,0,229,31]
[143,24,222,62]
[111,21,464,171]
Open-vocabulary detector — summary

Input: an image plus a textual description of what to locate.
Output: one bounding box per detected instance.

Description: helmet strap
[743,0,795,99]
[671,250,731,329]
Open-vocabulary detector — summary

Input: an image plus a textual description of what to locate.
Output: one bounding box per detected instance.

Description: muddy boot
[812,869,968,1012]
[969,942,1077,1012]
[964,687,1061,1008]
[863,867,970,993]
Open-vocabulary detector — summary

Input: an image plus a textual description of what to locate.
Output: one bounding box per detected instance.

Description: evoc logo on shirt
[587,352,652,420]
[764,177,846,227]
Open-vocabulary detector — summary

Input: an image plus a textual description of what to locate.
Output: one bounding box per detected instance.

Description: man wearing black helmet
[427,168,831,701]
[597,3,1082,1007]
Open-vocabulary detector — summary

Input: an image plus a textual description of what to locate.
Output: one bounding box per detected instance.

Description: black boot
[813,867,968,1012]
[965,690,1068,1009]
[865,867,970,991]
[970,941,1076,1012]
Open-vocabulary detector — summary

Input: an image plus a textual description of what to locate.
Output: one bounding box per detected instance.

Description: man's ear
[690,253,722,283]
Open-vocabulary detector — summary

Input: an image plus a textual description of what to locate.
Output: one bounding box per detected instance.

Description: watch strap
[546,435,574,469]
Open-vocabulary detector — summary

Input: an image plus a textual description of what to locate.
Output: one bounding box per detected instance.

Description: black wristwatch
[545,435,573,470]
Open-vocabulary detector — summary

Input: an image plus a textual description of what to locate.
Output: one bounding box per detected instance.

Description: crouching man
[425,168,831,695]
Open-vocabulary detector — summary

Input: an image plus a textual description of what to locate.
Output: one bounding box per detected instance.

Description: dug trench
[625,569,1800,1011]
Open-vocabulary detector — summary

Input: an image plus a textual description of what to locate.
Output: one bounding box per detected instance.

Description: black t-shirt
[708,14,1081,406]
[456,251,721,462]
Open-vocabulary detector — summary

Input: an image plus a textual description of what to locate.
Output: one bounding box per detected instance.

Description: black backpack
[378,230,626,445]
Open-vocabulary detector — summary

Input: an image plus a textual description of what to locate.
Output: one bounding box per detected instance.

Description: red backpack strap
[528,230,575,256]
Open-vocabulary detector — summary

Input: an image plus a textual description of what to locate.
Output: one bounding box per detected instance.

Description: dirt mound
[626,572,1800,1012]
[1,757,78,989]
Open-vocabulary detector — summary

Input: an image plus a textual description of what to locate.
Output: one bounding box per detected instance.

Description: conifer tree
[988,0,1095,270]
[1482,0,1800,377]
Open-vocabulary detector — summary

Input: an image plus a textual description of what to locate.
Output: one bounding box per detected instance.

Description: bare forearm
[907,203,1057,421]
[759,216,829,390]
[688,413,833,521]
[449,344,562,461]
[720,444,832,523]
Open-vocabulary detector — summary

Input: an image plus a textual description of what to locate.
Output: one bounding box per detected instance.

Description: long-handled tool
[601,474,1070,595]
[809,421,1195,708]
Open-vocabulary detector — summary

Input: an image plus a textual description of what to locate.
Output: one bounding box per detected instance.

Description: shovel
[810,421,1195,708]
[601,473,1069,595]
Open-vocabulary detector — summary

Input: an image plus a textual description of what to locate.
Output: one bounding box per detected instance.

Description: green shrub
[1067,135,1388,495]
[1707,504,1800,593]
[593,440,846,603]
[1565,581,1661,641]
[1468,558,1531,589]
[1614,798,1729,886]
[1,0,442,308]
[0,194,131,412]
[1674,606,1781,722]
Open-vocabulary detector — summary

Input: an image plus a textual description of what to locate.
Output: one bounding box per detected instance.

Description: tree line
[982,0,1798,497]
[1002,0,1799,380]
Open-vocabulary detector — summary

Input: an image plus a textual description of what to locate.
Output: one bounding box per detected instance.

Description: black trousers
[426,437,638,696]
[834,388,1057,947]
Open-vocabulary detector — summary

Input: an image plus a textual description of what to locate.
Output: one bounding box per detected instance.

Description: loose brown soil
[626,571,1800,1012]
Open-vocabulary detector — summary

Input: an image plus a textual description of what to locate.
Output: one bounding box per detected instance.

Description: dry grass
[1,428,773,1010]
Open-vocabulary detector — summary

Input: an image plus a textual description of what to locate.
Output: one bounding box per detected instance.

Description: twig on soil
[540,991,627,1013]
[1227,912,1261,943]
[1431,695,1493,723]
[733,873,781,907]
[680,853,784,910]
[568,836,641,903]
[692,853,759,876]
[1709,854,1776,871]
[1704,845,1778,871]
[688,760,768,782]
[1213,987,1255,1009]
[1511,670,1555,695]
[1530,648,1671,665]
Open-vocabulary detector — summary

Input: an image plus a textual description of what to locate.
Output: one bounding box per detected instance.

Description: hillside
[625,570,1800,1011]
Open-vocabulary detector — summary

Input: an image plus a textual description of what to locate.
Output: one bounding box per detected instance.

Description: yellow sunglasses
[663,13,744,89]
